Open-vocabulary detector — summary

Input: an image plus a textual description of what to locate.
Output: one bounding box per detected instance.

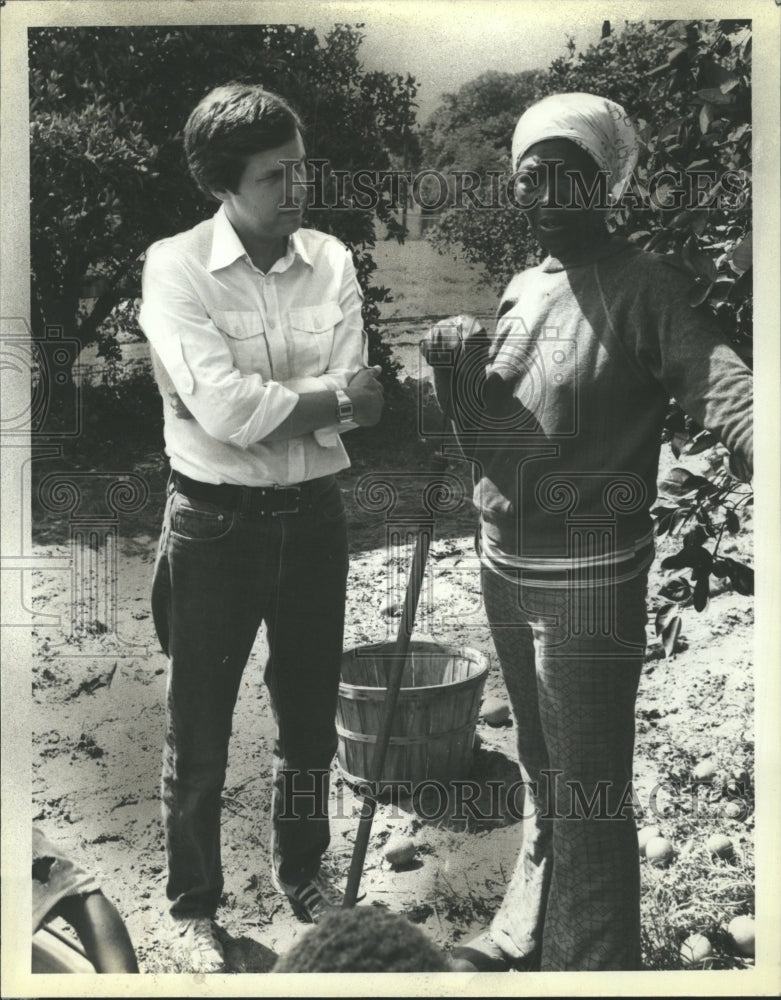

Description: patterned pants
[481,564,648,971]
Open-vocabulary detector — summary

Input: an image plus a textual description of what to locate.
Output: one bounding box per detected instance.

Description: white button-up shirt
[138,206,367,485]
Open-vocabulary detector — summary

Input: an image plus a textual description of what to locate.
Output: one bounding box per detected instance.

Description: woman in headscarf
[422,93,752,971]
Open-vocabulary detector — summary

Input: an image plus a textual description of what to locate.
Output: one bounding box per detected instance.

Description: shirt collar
[208,205,247,271]
[287,229,313,270]
[207,206,314,274]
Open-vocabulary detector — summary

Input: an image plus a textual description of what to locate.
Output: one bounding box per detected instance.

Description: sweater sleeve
[626,255,753,482]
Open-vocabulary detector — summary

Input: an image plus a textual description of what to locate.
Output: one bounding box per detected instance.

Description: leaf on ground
[655,602,679,636]
[662,615,682,657]
[67,662,118,699]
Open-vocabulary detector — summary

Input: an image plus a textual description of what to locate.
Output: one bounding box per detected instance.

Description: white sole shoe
[166,915,226,973]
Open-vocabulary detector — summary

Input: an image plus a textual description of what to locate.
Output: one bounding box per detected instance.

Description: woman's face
[514,138,608,259]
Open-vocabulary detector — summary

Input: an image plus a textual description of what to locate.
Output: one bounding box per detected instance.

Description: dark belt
[171,471,331,516]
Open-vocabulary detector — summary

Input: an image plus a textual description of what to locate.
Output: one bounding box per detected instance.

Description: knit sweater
[440,239,753,569]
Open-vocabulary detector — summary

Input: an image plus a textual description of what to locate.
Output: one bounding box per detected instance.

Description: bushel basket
[337,639,489,785]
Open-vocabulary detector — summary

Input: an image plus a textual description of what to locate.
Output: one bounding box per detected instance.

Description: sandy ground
[29,424,755,973]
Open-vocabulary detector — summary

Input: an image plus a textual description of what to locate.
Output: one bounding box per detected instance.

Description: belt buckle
[272,484,301,516]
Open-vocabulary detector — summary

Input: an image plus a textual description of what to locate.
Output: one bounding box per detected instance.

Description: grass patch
[372,239,499,323]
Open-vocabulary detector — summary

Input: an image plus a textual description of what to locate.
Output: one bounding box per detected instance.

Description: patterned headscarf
[511,92,639,204]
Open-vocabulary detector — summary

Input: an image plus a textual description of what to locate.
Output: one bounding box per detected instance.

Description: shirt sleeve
[631,258,753,481]
[305,248,367,446]
[323,248,369,381]
[138,243,299,448]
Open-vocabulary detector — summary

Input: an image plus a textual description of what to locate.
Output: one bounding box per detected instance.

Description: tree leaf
[681,429,719,456]
[661,546,712,573]
[696,484,720,504]
[696,87,737,106]
[659,576,692,603]
[690,247,720,283]
[727,559,754,595]
[696,507,717,538]
[662,614,682,657]
[670,507,693,536]
[667,44,689,67]
[725,508,740,534]
[657,116,686,141]
[683,525,708,549]
[689,280,714,307]
[655,602,678,636]
[728,232,752,274]
[651,505,677,536]
[690,210,709,235]
[659,467,698,497]
[659,468,717,499]
[712,558,730,578]
[693,570,710,611]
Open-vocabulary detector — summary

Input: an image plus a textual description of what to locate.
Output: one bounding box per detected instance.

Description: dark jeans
[151,474,348,917]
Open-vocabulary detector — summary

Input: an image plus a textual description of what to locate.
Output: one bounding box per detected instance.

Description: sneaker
[272,870,343,923]
[166,915,225,973]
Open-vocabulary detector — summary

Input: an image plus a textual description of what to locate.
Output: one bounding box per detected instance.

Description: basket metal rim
[336,717,477,746]
[339,641,489,695]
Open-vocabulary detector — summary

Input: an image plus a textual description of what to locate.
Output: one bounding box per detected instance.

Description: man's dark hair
[184,82,303,199]
[272,906,450,973]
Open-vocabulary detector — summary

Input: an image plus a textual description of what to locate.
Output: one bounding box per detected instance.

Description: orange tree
[29,22,418,419]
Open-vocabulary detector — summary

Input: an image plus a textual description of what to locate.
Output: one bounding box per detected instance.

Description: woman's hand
[345,365,384,426]
[420,314,489,366]
[420,316,491,444]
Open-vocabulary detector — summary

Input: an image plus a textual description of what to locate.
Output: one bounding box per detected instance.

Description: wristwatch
[335,388,353,424]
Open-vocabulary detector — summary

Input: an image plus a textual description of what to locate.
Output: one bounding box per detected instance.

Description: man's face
[514,138,607,258]
[214,131,308,242]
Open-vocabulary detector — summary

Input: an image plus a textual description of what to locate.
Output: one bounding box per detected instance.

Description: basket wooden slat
[337,640,489,785]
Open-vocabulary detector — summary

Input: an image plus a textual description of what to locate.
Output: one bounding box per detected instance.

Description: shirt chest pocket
[287,302,343,374]
[210,309,271,377]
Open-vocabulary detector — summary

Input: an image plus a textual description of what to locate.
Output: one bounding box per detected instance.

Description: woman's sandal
[449,932,540,973]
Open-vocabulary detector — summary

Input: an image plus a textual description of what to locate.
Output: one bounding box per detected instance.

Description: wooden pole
[343,525,432,907]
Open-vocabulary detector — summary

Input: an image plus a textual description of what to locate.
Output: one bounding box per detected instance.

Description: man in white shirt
[139,83,383,973]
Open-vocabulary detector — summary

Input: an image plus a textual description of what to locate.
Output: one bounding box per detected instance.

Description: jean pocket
[314,481,347,524]
[170,492,236,542]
